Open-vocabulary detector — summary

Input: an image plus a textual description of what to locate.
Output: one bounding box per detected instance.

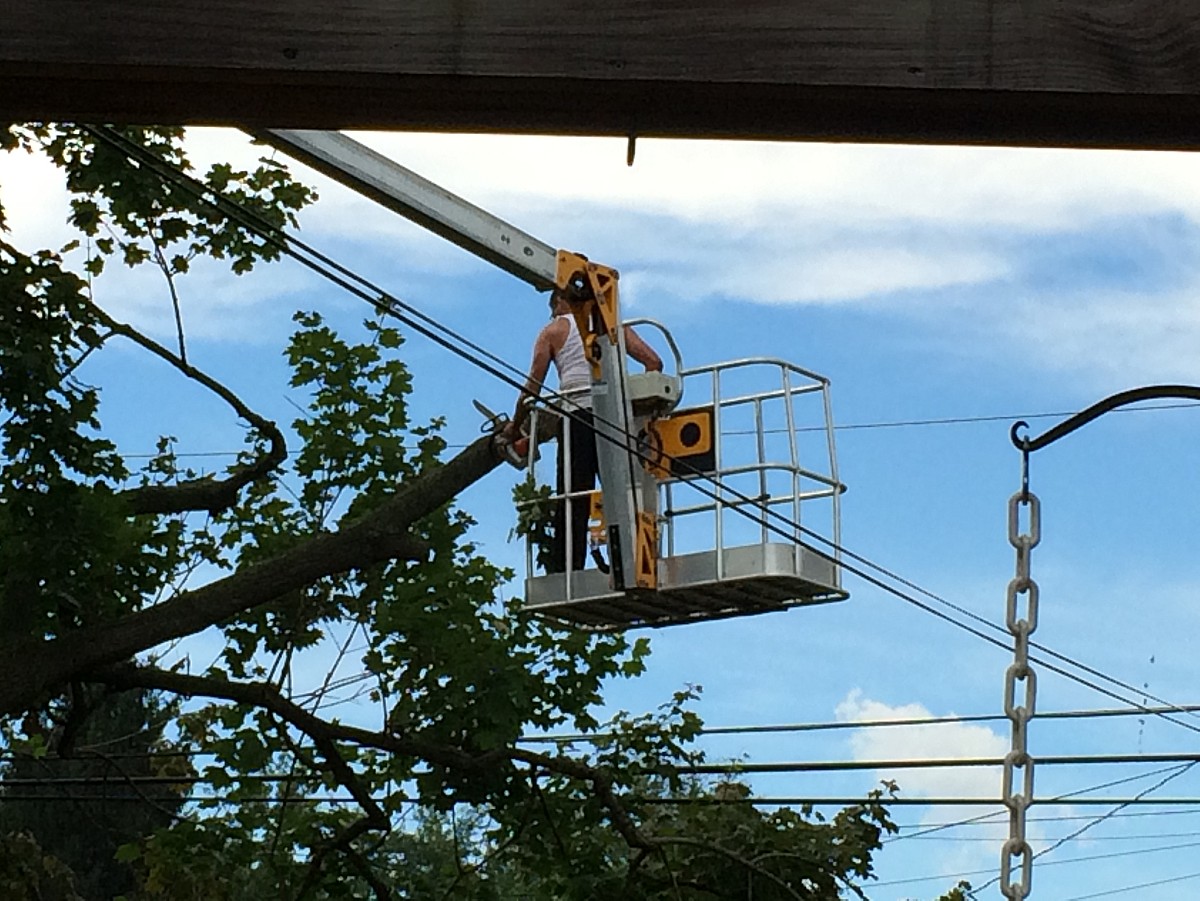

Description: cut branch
[0,433,505,717]
[91,305,288,515]
[94,664,810,900]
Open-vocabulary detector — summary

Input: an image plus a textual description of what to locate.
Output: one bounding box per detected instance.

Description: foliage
[0,831,83,901]
[511,474,557,571]
[0,689,187,900]
[0,124,958,899]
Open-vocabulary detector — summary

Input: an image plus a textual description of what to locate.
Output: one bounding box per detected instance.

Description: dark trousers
[548,409,597,573]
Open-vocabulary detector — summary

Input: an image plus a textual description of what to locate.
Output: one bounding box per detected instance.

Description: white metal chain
[1000,486,1041,899]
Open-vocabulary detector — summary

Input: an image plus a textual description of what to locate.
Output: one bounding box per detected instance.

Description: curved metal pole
[1011,385,1200,453]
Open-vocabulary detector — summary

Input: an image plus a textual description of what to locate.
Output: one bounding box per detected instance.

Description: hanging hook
[1010,420,1032,499]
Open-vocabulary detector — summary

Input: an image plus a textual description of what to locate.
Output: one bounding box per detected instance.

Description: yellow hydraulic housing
[554,249,659,590]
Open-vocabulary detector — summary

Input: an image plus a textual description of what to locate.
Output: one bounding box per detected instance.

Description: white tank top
[553,315,592,408]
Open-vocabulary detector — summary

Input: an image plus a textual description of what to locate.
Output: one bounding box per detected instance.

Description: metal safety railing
[660,357,843,587]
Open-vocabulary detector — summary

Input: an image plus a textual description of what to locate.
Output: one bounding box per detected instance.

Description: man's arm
[623,326,664,372]
[506,323,557,437]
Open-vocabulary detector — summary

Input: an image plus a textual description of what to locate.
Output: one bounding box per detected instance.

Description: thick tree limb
[92,306,289,515]
[96,665,812,900]
[0,434,504,717]
[97,665,642,834]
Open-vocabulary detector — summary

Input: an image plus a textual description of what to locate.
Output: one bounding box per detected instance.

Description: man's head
[549,289,570,317]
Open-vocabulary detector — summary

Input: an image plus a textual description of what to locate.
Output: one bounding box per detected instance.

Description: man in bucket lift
[505,289,662,573]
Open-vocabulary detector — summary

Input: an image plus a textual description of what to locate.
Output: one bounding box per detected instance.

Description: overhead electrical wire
[80,125,1200,766]
[10,750,1200,788]
[678,752,1200,775]
[521,702,1200,745]
[874,838,1200,889]
[118,397,1200,459]
[888,763,1193,844]
[1062,870,1200,901]
[897,831,1200,842]
[967,761,1199,897]
[897,808,1200,830]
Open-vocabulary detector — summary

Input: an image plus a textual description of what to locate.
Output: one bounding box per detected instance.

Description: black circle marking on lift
[680,422,702,448]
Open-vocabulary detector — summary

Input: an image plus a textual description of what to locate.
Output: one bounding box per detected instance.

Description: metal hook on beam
[1010,385,1200,455]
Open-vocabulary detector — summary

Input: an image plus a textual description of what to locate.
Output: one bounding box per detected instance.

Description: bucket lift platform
[520,354,848,631]
[525,543,843,630]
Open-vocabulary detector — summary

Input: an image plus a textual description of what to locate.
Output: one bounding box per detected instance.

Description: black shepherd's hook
[1010,385,1200,473]
[1010,419,1032,499]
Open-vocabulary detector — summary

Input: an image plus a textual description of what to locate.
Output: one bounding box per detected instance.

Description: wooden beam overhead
[5,1,1200,148]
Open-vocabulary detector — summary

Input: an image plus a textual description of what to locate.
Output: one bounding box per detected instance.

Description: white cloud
[0,144,74,250]
[11,127,1200,376]
[942,278,1200,388]
[836,689,1008,800]
[349,132,1200,232]
[624,242,1010,306]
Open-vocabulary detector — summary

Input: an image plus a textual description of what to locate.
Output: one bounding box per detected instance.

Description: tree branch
[0,434,505,717]
[148,230,189,365]
[90,305,288,515]
[92,664,810,901]
[645,837,805,901]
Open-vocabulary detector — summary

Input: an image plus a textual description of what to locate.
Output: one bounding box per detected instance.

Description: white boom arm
[254,129,558,291]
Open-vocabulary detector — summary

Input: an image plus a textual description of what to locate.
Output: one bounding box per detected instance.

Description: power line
[825,401,1200,433]
[1063,870,1200,901]
[888,763,1194,844]
[897,808,1200,830]
[902,832,1200,842]
[969,762,1198,897]
[117,398,1200,460]
[522,702,1200,744]
[651,797,1200,807]
[875,838,1200,889]
[10,750,1200,788]
[679,752,1200,775]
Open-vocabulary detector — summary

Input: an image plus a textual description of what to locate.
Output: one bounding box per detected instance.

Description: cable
[521,702,1200,744]
[118,398,1200,460]
[1063,870,1200,901]
[888,763,1194,843]
[1032,764,1197,865]
[4,698,1191,764]
[13,750,1200,788]
[900,832,1200,842]
[896,808,1200,830]
[874,838,1200,889]
[821,401,1200,434]
[648,796,1200,807]
[678,752,1200,776]
[970,762,1197,897]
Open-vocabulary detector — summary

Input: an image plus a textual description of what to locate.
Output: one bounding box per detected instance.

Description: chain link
[1001,488,1041,900]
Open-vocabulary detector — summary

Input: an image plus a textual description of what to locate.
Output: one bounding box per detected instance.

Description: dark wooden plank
[4,1,1200,147]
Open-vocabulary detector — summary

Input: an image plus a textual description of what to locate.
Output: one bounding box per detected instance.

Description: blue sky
[5,130,1200,898]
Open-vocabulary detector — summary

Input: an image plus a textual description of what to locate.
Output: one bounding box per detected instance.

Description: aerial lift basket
[520,354,847,631]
